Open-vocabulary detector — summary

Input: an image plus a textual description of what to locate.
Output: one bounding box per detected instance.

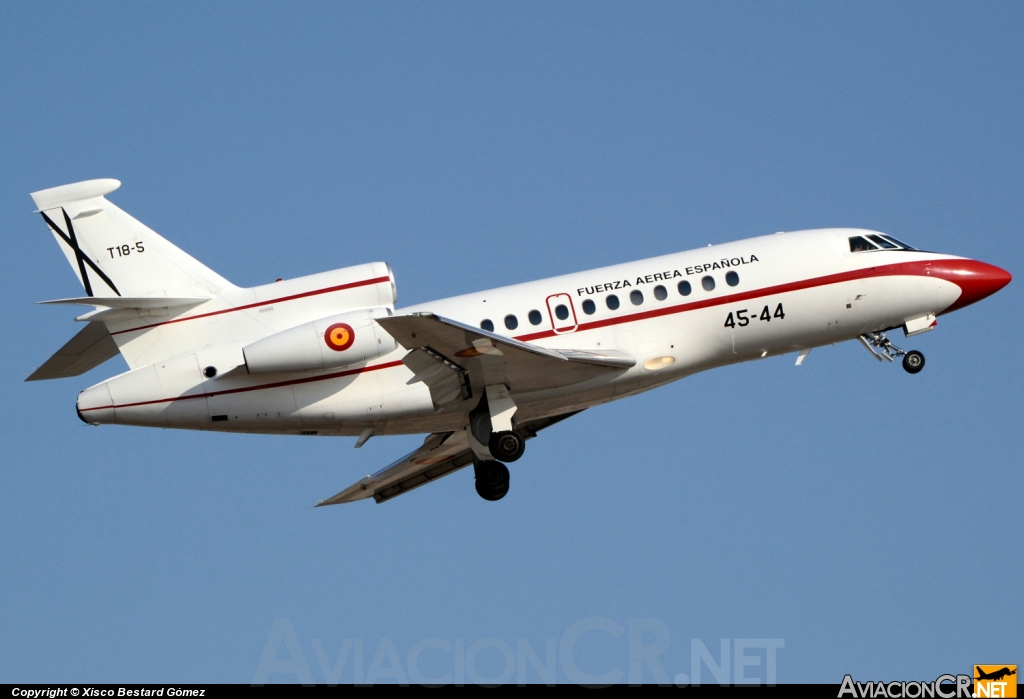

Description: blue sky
[1,2,1021,684]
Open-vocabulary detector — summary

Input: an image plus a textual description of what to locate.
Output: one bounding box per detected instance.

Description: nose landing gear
[902,350,925,374]
[859,332,926,374]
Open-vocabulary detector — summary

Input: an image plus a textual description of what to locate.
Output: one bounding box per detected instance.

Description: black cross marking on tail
[40,209,121,297]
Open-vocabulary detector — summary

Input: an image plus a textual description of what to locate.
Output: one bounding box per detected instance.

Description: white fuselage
[74,228,974,435]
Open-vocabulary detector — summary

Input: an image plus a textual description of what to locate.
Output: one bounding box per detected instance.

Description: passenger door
[545,293,578,334]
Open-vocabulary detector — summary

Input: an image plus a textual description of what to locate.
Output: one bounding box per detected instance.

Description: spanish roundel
[324,323,355,352]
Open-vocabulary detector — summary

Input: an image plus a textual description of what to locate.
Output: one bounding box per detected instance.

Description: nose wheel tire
[489,431,525,462]
[474,460,510,501]
[902,350,925,374]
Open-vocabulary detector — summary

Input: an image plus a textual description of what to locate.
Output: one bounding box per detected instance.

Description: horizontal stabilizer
[26,322,119,381]
[38,296,210,309]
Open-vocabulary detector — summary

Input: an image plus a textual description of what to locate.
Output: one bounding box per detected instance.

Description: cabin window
[725,271,739,287]
[654,285,667,301]
[554,304,570,320]
[630,290,644,305]
[702,276,716,291]
[607,294,620,310]
[678,280,692,296]
[848,236,879,253]
[528,309,543,325]
[481,319,494,331]
[504,314,518,330]
[582,299,596,315]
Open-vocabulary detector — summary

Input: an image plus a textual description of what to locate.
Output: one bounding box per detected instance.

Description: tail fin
[30,179,234,299]
[30,179,396,375]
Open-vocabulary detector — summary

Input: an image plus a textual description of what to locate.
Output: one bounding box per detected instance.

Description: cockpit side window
[848,236,879,253]
[867,234,898,249]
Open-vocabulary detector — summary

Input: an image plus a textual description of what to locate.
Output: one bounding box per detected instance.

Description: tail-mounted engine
[243,308,397,374]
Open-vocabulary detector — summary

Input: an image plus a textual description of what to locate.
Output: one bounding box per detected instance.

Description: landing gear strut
[858,332,926,374]
[474,460,510,501]
[467,386,523,500]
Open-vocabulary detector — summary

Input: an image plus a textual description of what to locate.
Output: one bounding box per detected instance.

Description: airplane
[975,667,1016,682]
[26,179,1012,505]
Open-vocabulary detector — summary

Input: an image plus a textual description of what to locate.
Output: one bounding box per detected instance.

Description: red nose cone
[930,260,1012,313]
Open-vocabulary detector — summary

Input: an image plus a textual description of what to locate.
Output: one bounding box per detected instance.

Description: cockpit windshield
[848,234,918,253]
[848,236,878,252]
[879,234,917,251]
[867,234,898,249]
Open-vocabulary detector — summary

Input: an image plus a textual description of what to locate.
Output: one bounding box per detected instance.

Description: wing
[376,313,633,409]
[319,314,628,504]
[317,411,579,505]
[26,322,120,381]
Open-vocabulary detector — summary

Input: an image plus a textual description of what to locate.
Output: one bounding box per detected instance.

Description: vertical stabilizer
[30,179,235,300]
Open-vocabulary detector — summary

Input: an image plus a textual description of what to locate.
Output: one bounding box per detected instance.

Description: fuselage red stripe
[512,260,946,341]
[109,275,393,336]
[86,259,954,412]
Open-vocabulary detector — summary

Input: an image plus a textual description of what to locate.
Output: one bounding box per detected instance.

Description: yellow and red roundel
[324,323,355,352]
